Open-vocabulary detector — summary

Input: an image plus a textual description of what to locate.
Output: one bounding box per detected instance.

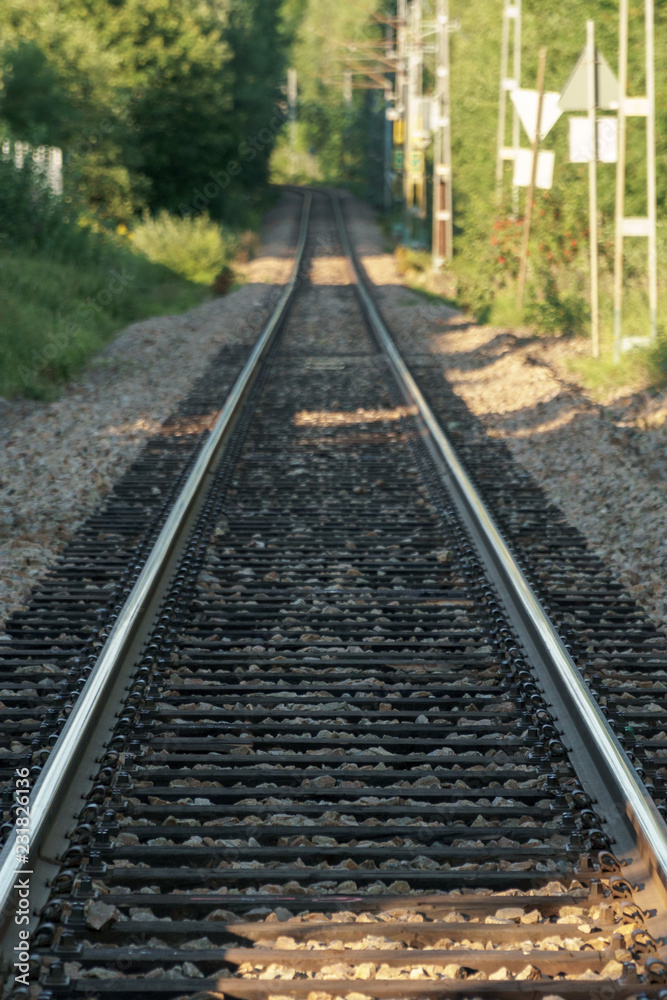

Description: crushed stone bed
[3,187,665,639]
[343,194,667,633]
[0,191,300,631]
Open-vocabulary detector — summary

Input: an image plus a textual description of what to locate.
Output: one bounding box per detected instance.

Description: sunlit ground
[308,256,354,286]
[102,413,218,439]
[294,406,417,427]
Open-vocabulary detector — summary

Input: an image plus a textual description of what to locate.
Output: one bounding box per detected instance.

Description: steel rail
[0,192,312,927]
[330,190,667,897]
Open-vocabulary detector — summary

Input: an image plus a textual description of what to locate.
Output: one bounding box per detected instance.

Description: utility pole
[517,46,547,311]
[287,67,297,180]
[432,0,453,265]
[613,0,657,360]
[404,0,426,233]
[396,0,408,212]
[402,0,413,211]
[586,20,600,358]
[384,22,394,213]
[495,0,522,207]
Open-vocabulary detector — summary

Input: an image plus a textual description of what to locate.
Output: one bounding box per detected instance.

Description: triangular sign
[510,89,563,143]
[558,46,619,112]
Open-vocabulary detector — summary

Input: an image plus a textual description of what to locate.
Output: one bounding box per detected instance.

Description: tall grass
[0,159,209,399]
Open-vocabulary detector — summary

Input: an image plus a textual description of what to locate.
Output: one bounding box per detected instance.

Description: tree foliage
[0,0,289,222]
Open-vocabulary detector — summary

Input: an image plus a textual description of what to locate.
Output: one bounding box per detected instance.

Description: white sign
[568,117,617,163]
[510,89,563,143]
[513,148,555,190]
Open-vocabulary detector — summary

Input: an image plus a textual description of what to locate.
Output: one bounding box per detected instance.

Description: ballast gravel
[3,187,665,640]
[342,192,667,633]
[0,191,300,631]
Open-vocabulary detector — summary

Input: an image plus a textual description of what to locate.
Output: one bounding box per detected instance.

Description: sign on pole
[513,148,554,189]
[558,27,619,358]
[510,88,562,142]
[568,116,617,163]
[558,45,619,112]
[408,149,425,176]
[517,46,548,310]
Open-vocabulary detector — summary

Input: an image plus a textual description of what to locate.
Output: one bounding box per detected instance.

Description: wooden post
[613,0,627,363]
[646,0,658,344]
[516,46,547,311]
[587,21,599,358]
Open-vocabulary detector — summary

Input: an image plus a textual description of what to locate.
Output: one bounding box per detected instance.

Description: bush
[131,211,235,285]
[526,269,588,336]
[0,156,103,263]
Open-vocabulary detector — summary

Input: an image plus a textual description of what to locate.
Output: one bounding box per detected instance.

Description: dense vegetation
[1,0,665,398]
[279,0,666,383]
[0,0,288,222]
[0,0,291,397]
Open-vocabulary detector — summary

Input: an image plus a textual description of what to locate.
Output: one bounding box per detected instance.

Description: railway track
[1,189,667,999]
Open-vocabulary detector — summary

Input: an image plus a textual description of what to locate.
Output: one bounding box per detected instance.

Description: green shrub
[0,156,104,264]
[394,245,431,275]
[131,211,235,285]
[526,269,588,336]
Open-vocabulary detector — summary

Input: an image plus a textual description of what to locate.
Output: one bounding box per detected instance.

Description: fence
[1,139,63,195]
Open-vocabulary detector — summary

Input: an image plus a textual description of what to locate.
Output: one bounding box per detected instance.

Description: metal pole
[414,0,426,222]
[646,0,658,344]
[384,22,394,213]
[512,0,521,214]
[613,0,627,363]
[517,46,547,312]
[495,1,511,198]
[587,21,599,358]
[397,0,407,217]
[287,67,297,180]
[403,0,414,214]
[432,0,453,265]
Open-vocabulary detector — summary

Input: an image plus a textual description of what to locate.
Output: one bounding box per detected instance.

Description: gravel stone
[0,192,299,629]
[344,193,667,630]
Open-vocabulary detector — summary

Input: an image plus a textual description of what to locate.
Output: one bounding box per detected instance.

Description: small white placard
[513,148,555,189]
[568,117,617,163]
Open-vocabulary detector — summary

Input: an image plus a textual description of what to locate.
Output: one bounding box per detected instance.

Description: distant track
[1,189,667,1000]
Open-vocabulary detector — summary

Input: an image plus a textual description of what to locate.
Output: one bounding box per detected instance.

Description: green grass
[0,247,210,400]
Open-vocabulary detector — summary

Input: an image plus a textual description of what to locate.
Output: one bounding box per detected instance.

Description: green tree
[0,41,78,146]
